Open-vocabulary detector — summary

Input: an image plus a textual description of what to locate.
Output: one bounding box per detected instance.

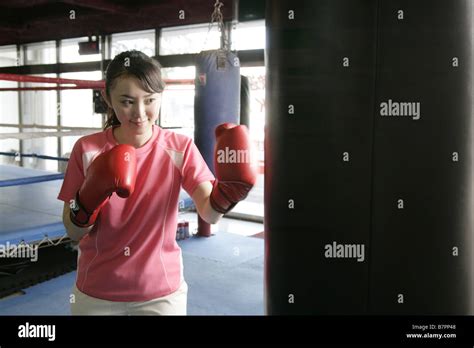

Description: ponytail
[104,107,120,130]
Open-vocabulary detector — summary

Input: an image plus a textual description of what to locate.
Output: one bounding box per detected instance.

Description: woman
[58,50,255,315]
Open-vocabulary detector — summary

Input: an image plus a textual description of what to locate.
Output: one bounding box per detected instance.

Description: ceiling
[0,0,235,46]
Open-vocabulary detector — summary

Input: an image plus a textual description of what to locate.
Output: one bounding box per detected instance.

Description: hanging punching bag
[194,49,241,236]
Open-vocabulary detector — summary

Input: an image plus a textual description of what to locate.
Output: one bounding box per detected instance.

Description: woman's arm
[191,181,223,224]
[62,202,94,241]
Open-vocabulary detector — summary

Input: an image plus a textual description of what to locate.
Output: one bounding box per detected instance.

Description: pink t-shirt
[57,125,215,301]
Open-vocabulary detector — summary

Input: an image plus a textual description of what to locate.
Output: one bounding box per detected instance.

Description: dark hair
[103,50,166,129]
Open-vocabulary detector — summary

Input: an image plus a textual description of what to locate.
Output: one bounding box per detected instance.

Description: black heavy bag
[265,0,473,315]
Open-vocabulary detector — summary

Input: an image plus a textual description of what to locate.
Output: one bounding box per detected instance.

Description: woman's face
[108,75,162,136]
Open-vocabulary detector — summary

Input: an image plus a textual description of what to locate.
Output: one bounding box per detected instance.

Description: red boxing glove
[70,144,137,227]
[210,123,258,214]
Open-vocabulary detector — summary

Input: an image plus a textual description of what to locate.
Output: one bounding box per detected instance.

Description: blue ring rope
[0,152,69,162]
[0,174,65,187]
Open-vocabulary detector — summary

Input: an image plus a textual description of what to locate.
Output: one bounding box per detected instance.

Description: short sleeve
[181,140,215,197]
[57,140,85,203]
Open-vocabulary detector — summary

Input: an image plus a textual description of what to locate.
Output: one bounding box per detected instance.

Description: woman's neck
[113,126,153,148]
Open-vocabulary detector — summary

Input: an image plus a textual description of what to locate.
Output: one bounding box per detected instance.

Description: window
[233,66,265,219]
[61,135,82,163]
[231,20,265,50]
[17,72,58,171]
[0,80,19,125]
[0,45,18,67]
[241,66,265,153]
[160,67,195,139]
[60,71,103,128]
[22,129,58,171]
[0,46,21,125]
[60,37,101,63]
[111,30,155,58]
[25,41,56,65]
[20,74,57,127]
[160,24,220,55]
[0,127,19,166]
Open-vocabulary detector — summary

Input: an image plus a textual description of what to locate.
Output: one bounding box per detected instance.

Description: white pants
[71,281,188,315]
